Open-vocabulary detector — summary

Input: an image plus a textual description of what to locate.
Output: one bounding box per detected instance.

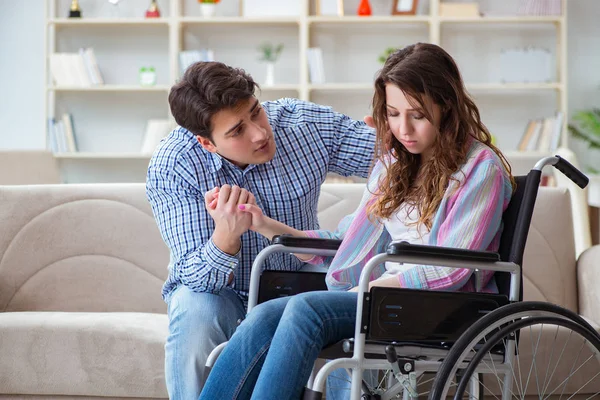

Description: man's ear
[197,136,217,153]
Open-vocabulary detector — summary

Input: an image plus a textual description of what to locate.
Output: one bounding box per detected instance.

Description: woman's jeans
[199,290,358,400]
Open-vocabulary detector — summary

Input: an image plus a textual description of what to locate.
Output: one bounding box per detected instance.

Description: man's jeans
[164,286,246,400]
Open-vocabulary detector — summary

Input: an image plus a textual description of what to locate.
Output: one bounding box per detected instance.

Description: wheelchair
[207,155,600,400]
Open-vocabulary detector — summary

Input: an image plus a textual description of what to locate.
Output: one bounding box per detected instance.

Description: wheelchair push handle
[534,155,589,189]
[552,155,589,189]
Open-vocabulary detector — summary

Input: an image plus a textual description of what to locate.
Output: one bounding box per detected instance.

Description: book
[307,48,326,84]
[141,119,174,154]
[61,113,78,152]
[517,119,538,151]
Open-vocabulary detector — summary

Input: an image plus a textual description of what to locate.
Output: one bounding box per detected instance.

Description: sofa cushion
[0,312,168,398]
[0,184,169,313]
[317,183,364,232]
[522,187,578,312]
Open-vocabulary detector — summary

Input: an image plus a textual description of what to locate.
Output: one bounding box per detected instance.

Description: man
[146,61,375,400]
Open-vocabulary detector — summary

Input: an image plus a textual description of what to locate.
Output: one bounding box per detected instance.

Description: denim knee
[167,286,245,348]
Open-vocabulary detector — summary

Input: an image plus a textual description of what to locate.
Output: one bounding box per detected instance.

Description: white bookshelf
[44,0,568,182]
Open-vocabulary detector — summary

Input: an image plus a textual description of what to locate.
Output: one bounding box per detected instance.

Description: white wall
[566,0,600,171]
[0,1,45,149]
[1,0,599,164]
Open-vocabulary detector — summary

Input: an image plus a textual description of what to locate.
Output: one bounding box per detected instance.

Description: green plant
[568,109,600,173]
[568,109,600,150]
[258,42,284,63]
[378,47,400,64]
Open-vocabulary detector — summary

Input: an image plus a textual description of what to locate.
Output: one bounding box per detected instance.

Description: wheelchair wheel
[429,302,600,400]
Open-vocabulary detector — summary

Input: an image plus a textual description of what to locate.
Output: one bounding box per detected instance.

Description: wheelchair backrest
[495,175,528,298]
[495,173,578,310]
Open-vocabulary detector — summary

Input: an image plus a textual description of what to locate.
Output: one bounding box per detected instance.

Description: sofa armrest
[577,244,600,326]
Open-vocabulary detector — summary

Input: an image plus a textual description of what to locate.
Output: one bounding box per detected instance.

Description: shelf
[466,83,564,91]
[181,16,300,25]
[309,83,373,91]
[54,153,152,160]
[505,150,553,159]
[308,16,430,24]
[49,18,170,26]
[307,83,563,92]
[258,84,300,91]
[48,85,171,92]
[439,16,563,24]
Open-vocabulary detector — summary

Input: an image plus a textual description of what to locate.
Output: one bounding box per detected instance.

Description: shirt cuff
[300,231,325,264]
[205,238,240,274]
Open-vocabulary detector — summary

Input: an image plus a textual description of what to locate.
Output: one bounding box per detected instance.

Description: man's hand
[364,115,394,151]
[364,115,375,128]
[204,185,255,254]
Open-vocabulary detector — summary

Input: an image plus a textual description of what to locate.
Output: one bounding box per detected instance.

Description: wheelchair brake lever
[385,345,418,398]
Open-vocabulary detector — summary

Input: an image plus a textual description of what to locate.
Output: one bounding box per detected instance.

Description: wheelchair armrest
[272,235,342,251]
[387,241,501,263]
[248,236,340,312]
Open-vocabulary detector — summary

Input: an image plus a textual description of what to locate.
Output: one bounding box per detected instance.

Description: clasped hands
[204,185,269,239]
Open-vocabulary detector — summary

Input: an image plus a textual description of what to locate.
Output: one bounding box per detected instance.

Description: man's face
[197,97,276,169]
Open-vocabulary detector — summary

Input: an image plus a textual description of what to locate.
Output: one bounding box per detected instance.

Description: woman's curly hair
[368,43,514,230]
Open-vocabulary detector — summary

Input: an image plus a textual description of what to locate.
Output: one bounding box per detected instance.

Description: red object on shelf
[357,0,372,16]
[145,0,161,18]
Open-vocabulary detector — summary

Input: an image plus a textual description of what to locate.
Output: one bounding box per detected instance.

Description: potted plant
[198,0,220,18]
[378,47,401,64]
[568,108,600,173]
[258,42,284,86]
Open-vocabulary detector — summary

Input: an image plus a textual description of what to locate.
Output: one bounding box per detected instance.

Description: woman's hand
[237,203,269,233]
[349,276,402,292]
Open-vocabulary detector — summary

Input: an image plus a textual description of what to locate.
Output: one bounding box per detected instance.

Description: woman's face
[385,84,441,162]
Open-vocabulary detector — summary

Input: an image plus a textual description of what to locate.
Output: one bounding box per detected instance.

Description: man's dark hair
[168,61,259,139]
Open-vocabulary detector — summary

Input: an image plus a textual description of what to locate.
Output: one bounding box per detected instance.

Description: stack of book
[47,113,78,153]
[517,0,562,16]
[517,111,564,152]
[49,48,104,87]
[307,47,326,84]
[179,50,215,76]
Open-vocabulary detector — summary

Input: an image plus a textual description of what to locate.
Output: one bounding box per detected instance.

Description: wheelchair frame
[206,155,595,400]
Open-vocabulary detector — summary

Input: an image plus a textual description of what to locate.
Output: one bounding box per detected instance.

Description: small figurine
[139,67,157,86]
[68,0,82,18]
[145,0,161,18]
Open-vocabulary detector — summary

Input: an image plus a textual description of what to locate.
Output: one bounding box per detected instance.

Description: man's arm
[146,164,240,294]
[265,99,375,179]
[323,108,376,179]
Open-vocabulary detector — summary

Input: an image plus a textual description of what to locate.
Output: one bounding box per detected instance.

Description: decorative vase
[265,62,275,86]
[357,0,372,16]
[200,3,216,18]
[145,0,161,18]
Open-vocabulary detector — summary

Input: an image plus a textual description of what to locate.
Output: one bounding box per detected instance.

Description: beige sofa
[0,183,598,399]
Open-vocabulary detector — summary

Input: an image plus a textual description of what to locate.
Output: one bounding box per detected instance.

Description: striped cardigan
[305,140,513,293]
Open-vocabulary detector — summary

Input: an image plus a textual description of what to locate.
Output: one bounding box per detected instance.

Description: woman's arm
[397,158,512,292]
[237,203,313,261]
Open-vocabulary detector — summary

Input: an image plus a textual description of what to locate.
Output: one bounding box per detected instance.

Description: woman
[199,42,514,400]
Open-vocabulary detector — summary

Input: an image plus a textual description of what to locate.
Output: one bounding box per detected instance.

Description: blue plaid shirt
[146,98,375,303]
